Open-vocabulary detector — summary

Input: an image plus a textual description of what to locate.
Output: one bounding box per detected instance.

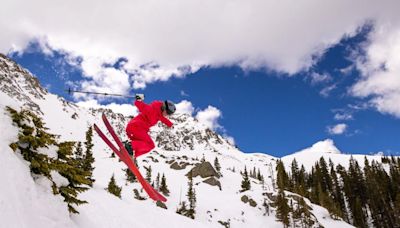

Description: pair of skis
[94,113,167,202]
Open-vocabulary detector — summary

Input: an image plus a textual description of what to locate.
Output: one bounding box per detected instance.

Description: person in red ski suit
[125,94,176,158]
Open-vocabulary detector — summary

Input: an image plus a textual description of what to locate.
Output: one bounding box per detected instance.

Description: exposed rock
[186,161,220,178]
[170,162,188,170]
[241,195,257,207]
[203,177,222,190]
[241,195,249,203]
[249,199,257,207]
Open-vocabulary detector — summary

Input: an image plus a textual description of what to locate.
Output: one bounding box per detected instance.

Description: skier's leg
[127,128,155,157]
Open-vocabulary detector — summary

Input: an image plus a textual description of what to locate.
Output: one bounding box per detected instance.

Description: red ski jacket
[127,100,173,132]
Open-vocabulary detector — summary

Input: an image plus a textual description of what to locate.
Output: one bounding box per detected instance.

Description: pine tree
[106,174,122,198]
[159,174,170,196]
[155,173,161,190]
[83,127,95,186]
[290,158,299,191]
[7,107,56,177]
[55,141,90,214]
[296,197,314,228]
[7,107,90,214]
[145,165,152,183]
[262,199,270,216]
[186,171,197,219]
[124,168,136,183]
[240,166,251,192]
[275,188,290,228]
[276,160,289,190]
[214,157,221,172]
[257,168,263,181]
[176,201,188,216]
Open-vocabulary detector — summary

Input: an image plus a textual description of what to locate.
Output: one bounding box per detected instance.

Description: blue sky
[2,1,400,157]
[9,27,400,156]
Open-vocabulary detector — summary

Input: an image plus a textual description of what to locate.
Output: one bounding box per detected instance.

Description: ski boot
[123,140,135,159]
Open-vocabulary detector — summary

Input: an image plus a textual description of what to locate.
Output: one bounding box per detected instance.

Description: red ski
[94,113,167,202]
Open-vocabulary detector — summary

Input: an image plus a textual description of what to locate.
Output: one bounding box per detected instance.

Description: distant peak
[295,139,341,155]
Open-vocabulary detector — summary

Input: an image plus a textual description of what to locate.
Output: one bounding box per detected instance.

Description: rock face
[203,177,222,190]
[186,161,220,179]
[241,195,257,207]
[170,161,190,170]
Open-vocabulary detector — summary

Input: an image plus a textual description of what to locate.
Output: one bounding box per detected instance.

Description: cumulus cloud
[308,72,332,85]
[327,123,348,135]
[2,0,400,119]
[176,100,195,115]
[2,0,400,93]
[194,105,235,144]
[351,25,400,118]
[195,106,222,130]
[76,100,137,116]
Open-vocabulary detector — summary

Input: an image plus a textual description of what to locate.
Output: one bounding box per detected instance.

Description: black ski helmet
[162,100,176,115]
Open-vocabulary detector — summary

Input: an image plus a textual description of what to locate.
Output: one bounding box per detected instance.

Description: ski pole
[65,87,135,99]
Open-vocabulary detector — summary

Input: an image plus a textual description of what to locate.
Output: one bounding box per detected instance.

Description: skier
[124,94,176,158]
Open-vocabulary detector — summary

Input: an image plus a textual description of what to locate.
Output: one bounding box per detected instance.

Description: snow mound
[294,139,341,156]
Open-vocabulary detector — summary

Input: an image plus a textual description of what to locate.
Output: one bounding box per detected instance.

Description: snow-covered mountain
[1,54,395,228]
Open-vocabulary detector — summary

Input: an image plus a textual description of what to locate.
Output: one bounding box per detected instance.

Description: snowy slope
[282,139,385,171]
[0,54,363,228]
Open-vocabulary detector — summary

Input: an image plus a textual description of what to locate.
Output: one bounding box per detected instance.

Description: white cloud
[223,135,236,146]
[76,100,137,116]
[333,111,353,120]
[176,100,195,115]
[195,106,222,130]
[320,84,337,97]
[195,105,236,144]
[2,0,400,93]
[327,123,348,135]
[351,25,400,118]
[309,72,332,85]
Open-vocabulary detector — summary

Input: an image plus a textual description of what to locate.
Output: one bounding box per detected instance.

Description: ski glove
[135,94,145,101]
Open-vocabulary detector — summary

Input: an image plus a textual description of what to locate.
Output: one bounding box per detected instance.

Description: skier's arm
[134,100,149,113]
[160,116,173,128]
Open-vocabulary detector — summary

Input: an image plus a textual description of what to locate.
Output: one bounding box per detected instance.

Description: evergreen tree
[186,171,197,219]
[297,165,307,197]
[106,174,122,198]
[159,174,170,196]
[55,141,90,214]
[275,188,290,228]
[155,173,161,190]
[176,201,188,216]
[262,199,270,216]
[124,168,136,183]
[296,197,314,228]
[276,160,289,190]
[290,158,299,191]
[214,157,221,172]
[240,166,251,192]
[145,165,152,183]
[7,107,56,177]
[83,127,95,186]
[7,107,90,214]
[257,168,263,181]
[252,167,257,179]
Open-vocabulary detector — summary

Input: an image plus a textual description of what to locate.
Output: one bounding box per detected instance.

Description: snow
[0,103,76,228]
[282,139,384,172]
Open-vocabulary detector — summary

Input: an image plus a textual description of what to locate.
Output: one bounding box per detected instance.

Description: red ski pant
[126,126,155,157]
